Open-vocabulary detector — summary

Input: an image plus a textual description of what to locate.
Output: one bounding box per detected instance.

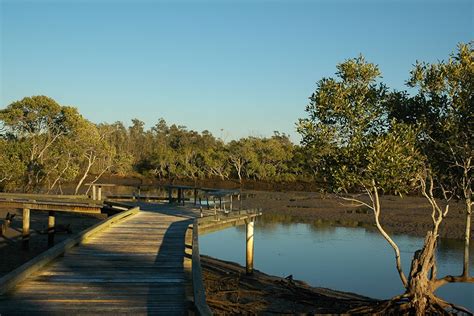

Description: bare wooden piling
[47,211,55,247]
[22,208,30,250]
[246,219,255,275]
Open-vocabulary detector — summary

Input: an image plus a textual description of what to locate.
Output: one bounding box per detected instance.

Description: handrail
[190,220,213,316]
[197,208,261,224]
[187,208,261,315]
[0,206,140,295]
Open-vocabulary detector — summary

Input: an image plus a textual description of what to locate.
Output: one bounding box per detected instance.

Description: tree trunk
[405,232,438,315]
[47,156,71,194]
[74,155,95,195]
[84,165,110,195]
[463,191,471,277]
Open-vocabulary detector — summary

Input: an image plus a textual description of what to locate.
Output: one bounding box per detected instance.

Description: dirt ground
[0,209,102,277]
[202,255,378,314]
[240,190,471,239]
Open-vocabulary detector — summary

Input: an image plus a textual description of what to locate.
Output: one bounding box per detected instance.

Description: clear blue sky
[1,0,472,142]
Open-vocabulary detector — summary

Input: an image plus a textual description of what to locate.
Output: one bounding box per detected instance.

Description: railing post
[246,219,254,275]
[48,211,55,247]
[97,186,102,200]
[22,208,30,250]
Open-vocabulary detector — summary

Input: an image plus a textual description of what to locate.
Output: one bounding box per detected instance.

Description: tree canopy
[296,43,473,315]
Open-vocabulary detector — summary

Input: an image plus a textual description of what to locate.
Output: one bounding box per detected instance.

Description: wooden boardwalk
[0,203,197,315]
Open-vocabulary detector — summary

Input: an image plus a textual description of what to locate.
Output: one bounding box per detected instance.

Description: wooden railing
[187,220,213,316]
[185,208,262,315]
[197,209,262,235]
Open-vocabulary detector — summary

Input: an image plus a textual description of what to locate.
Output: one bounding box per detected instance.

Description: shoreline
[201,255,379,314]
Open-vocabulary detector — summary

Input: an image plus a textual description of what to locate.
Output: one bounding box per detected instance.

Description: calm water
[200,214,474,310]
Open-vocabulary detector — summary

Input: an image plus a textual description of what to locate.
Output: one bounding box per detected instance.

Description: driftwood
[201,255,378,314]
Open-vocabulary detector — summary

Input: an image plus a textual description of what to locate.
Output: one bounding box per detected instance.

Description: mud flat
[241,190,471,239]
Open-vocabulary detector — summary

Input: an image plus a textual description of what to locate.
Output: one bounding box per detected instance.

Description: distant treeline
[0,43,471,198]
[0,98,309,193]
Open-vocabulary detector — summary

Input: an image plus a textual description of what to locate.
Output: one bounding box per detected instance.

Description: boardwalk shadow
[137,202,195,314]
[146,219,193,314]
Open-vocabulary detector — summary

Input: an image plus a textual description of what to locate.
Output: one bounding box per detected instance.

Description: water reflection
[200,213,474,310]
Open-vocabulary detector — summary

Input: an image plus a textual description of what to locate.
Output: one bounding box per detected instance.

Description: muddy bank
[202,255,378,314]
[74,175,323,193]
[0,209,102,277]
[48,175,469,239]
[240,191,471,239]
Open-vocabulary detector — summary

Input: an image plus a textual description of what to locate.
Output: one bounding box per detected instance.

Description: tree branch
[433,275,474,290]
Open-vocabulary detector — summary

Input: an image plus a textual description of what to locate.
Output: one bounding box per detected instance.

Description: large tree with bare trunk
[407,42,473,282]
[298,49,473,315]
[0,96,85,192]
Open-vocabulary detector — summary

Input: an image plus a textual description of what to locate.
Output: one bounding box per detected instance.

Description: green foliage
[298,56,424,194]
[393,43,473,198]
[0,139,27,190]
[0,96,86,191]
[363,123,423,194]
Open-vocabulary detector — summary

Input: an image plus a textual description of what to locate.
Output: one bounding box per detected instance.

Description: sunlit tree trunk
[75,153,96,195]
[461,159,472,277]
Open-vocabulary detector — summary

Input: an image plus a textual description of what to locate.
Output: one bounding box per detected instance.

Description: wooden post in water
[239,189,242,210]
[48,211,55,247]
[22,208,30,250]
[246,219,254,275]
[177,188,182,204]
